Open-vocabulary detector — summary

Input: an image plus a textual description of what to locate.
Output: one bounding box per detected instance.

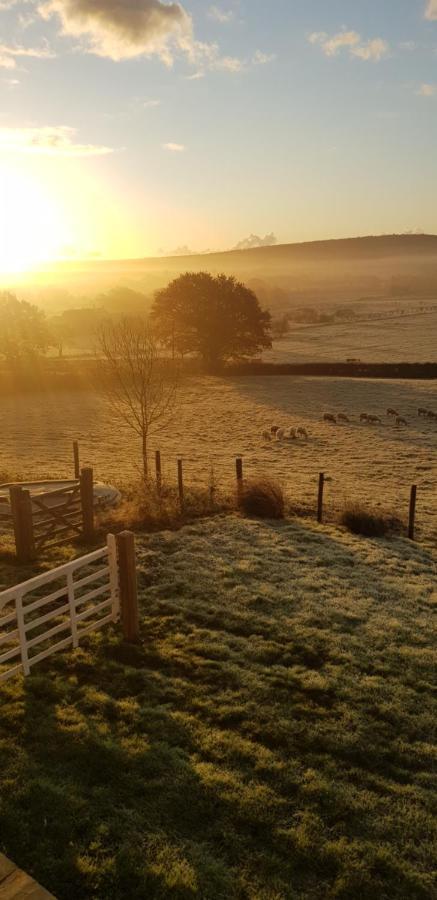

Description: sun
[0,163,69,274]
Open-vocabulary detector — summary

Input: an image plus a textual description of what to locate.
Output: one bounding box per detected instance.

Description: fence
[8,466,95,563]
[0,532,139,683]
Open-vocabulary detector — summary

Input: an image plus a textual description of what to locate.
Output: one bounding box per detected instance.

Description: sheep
[367,415,382,424]
[426,410,436,419]
[396,417,408,426]
[360,413,369,422]
[323,413,336,424]
[418,408,428,417]
[297,427,308,439]
[387,408,399,417]
[338,413,350,423]
[271,425,280,435]
[262,430,272,441]
[276,428,285,441]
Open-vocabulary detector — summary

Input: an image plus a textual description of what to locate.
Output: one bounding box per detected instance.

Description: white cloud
[0,42,55,69]
[0,125,114,156]
[143,98,161,107]
[163,141,185,151]
[417,82,437,96]
[233,233,277,251]
[212,54,244,72]
[38,0,192,64]
[309,29,389,62]
[252,49,275,66]
[208,5,233,24]
[425,0,437,19]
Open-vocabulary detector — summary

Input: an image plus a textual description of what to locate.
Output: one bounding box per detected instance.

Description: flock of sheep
[262,406,436,442]
[262,425,308,442]
[322,407,437,427]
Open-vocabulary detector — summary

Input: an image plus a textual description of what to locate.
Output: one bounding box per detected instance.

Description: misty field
[0,515,435,899]
[1,375,436,541]
[265,309,437,365]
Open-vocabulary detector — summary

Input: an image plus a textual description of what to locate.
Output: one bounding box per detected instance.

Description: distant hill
[47,233,437,274]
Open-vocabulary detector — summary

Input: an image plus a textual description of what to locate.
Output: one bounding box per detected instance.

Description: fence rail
[0,534,120,683]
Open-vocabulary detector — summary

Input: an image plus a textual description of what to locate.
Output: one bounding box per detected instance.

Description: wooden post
[408,485,417,540]
[9,486,35,563]
[73,441,80,480]
[155,450,162,494]
[177,459,184,512]
[317,473,325,524]
[80,467,94,542]
[116,530,139,642]
[236,457,243,503]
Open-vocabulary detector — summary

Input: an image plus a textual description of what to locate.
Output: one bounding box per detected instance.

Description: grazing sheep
[367,415,382,424]
[323,413,336,424]
[426,410,436,419]
[396,417,408,426]
[338,413,350,423]
[276,428,285,440]
[297,427,308,439]
[262,430,272,441]
[418,408,428,417]
[387,408,399,417]
[360,413,369,422]
[271,425,280,435]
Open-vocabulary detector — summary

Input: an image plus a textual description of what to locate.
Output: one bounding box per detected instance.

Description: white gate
[0,535,120,683]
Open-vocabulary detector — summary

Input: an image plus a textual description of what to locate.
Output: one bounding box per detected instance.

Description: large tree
[151,272,271,369]
[0,292,50,362]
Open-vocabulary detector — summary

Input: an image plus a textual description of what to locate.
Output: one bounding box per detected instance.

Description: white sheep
[276,428,285,440]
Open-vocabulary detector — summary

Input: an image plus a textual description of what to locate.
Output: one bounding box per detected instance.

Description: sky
[0,0,437,268]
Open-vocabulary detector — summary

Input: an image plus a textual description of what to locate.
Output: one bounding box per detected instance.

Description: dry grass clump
[340,502,401,537]
[240,477,285,519]
[99,477,235,534]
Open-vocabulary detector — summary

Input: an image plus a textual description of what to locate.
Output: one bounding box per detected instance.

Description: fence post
[317,473,325,524]
[10,486,35,563]
[116,531,139,642]
[236,457,244,504]
[155,450,162,494]
[408,485,417,540]
[80,467,94,542]
[73,441,80,480]
[177,459,184,512]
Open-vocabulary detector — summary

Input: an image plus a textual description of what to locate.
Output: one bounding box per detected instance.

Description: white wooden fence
[0,535,120,683]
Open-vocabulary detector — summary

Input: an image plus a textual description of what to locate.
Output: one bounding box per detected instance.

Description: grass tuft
[340,502,401,538]
[240,478,285,519]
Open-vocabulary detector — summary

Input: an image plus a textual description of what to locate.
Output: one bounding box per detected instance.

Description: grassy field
[1,375,436,543]
[0,515,436,899]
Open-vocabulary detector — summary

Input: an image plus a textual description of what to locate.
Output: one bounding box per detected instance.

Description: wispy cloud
[143,98,161,108]
[0,41,55,69]
[208,5,234,24]
[309,29,389,62]
[0,125,115,156]
[252,49,276,66]
[162,141,185,151]
[417,83,437,96]
[425,0,437,19]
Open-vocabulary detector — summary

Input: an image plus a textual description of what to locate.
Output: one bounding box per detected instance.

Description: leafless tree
[96,318,178,480]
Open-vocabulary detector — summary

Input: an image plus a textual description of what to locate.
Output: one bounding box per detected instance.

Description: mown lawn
[0,515,436,899]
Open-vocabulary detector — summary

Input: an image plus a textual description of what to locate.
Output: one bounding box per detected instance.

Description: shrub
[340,502,397,537]
[240,478,285,519]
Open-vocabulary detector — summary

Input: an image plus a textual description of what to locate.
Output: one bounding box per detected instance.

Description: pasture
[1,376,436,543]
[0,515,435,899]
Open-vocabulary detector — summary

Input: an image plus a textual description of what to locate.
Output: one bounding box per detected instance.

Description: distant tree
[96,319,178,479]
[96,287,150,316]
[151,272,271,370]
[0,292,50,362]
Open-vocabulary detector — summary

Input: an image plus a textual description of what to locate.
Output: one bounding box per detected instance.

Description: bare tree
[96,319,178,480]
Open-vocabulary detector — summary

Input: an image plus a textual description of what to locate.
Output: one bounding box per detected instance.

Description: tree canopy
[0,292,50,362]
[151,272,271,369]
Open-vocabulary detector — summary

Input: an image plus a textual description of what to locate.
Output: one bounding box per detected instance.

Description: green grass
[0,515,436,899]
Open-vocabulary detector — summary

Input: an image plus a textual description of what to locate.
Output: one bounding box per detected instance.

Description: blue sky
[0,0,437,263]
